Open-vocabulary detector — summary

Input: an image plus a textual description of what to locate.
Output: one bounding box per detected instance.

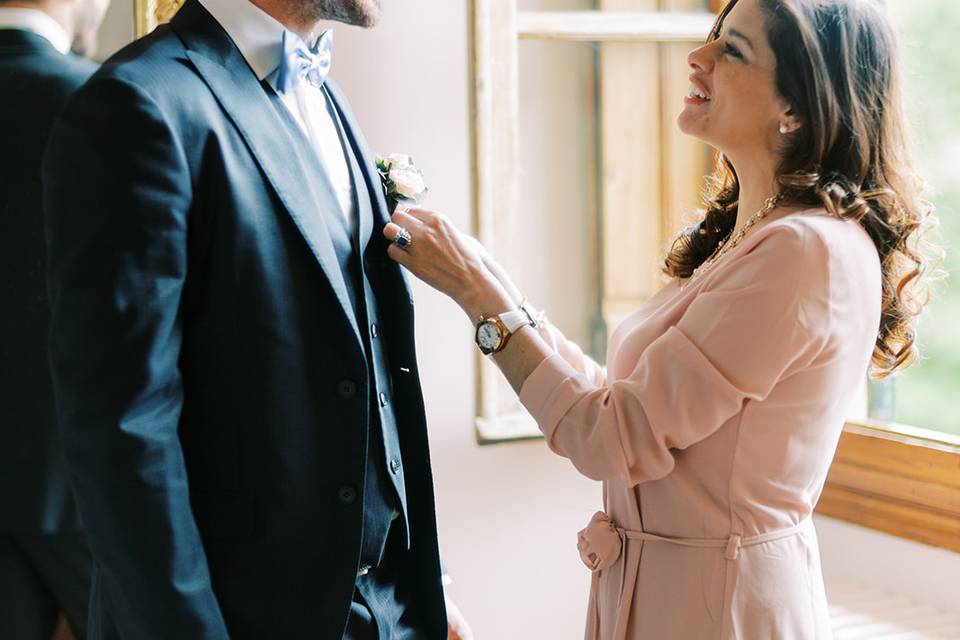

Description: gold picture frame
[134,0,185,38]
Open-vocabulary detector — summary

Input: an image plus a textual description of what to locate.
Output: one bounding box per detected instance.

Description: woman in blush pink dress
[384,0,938,637]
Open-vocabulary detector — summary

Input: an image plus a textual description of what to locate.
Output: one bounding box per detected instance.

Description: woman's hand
[384,207,515,319]
[460,233,524,306]
[385,207,553,394]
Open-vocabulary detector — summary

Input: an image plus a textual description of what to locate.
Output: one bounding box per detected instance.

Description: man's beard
[70,0,106,58]
[70,29,96,58]
[299,0,382,27]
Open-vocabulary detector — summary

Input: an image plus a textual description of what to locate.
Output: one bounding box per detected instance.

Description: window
[868,0,960,439]
[471,0,716,443]
[471,0,960,552]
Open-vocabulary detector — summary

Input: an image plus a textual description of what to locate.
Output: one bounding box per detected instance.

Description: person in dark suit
[42,0,471,638]
[0,0,108,637]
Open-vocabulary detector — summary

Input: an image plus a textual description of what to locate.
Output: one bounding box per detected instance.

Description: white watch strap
[499,309,532,334]
[520,300,546,330]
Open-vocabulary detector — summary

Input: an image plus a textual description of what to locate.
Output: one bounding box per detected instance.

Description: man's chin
[314,0,382,28]
[349,10,380,28]
[70,32,98,59]
[354,1,381,28]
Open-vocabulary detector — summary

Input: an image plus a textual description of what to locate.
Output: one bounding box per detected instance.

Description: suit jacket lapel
[323,82,392,255]
[323,81,417,307]
[170,0,362,344]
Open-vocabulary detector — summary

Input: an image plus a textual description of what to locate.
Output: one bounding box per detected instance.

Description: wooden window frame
[470,0,715,444]
[469,0,960,554]
[133,0,182,37]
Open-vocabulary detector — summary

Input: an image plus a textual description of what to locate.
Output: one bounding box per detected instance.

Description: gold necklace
[681,194,783,288]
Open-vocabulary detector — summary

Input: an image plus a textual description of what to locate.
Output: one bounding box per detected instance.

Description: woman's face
[677,0,794,162]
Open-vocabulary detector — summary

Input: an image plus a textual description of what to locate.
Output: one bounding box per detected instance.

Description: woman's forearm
[458,282,553,396]
[491,327,553,395]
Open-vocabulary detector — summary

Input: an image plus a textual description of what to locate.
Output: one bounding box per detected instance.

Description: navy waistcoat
[265,84,409,568]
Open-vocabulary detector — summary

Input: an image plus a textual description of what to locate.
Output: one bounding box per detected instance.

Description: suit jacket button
[338,380,357,399]
[389,458,401,475]
[337,485,357,505]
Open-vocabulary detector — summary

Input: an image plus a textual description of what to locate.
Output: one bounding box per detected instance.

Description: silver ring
[393,227,412,249]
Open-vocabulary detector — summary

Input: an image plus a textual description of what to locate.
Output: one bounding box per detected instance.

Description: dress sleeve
[518,224,830,485]
[536,323,607,387]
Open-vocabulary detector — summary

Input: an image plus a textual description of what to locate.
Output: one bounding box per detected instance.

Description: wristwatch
[475,309,534,355]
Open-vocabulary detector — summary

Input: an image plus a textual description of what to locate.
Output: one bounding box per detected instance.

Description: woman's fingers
[384,224,414,269]
[400,206,436,224]
[386,240,409,265]
[383,221,412,246]
[390,208,424,229]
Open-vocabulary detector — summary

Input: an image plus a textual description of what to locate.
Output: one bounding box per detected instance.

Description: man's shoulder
[43,54,97,95]
[90,24,201,105]
[0,43,95,94]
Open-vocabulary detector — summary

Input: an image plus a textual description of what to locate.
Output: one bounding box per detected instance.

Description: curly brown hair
[664,0,941,379]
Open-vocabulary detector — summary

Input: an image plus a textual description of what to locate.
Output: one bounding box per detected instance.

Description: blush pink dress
[519,208,881,639]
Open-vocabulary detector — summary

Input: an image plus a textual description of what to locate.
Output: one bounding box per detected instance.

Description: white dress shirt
[198,0,356,232]
[0,8,71,54]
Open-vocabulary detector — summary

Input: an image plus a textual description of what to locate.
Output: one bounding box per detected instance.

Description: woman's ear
[778,107,802,134]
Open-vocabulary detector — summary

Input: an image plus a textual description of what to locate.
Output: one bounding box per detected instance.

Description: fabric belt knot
[577,511,623,572]
[725,533,742,560]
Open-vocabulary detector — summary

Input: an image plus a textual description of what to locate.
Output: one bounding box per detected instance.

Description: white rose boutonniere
[376,153,428,210]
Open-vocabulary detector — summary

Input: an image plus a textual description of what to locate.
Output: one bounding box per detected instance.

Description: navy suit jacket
[41,2,445,638]
[0,28,95,534]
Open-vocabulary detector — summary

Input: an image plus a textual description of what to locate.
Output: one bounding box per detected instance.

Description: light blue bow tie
[276,29,333,95]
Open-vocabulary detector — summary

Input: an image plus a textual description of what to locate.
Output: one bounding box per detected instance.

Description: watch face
[477,322,501,351]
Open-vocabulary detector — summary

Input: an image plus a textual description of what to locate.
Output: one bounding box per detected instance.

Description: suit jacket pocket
[191,489,256,543]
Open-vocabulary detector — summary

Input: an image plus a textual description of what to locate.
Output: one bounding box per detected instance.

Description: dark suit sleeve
[43,76,229,639]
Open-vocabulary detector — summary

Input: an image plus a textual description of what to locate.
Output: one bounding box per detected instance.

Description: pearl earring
[779,123,789,134]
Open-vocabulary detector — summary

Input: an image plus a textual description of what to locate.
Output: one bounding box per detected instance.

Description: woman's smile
[684,77,712,105]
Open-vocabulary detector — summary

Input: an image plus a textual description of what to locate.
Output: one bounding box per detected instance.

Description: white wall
[94,0,132,61]
[90,1,958,637]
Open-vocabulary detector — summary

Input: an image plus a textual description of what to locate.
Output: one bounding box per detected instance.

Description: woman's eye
[724,42,743,59]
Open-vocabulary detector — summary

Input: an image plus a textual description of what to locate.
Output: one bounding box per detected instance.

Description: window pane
[882,0,960,436]
[517,0,711,11]
[517,38,597,350]
[517,0,593,12]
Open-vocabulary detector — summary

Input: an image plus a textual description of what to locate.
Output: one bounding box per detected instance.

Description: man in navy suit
[0,0,108,637]
[42,0,470,637]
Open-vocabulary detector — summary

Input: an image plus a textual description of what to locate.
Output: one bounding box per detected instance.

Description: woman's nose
[687,42,714,74]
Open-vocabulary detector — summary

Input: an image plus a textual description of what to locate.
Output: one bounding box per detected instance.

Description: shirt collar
[199,0,320,82]
[0,8,71,54]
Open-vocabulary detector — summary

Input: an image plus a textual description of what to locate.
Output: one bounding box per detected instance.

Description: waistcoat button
[337,380,357,399]
[337,485,358,505]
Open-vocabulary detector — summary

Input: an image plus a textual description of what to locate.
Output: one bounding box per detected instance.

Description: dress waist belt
[622,520,806,560]
[576,511,810,640]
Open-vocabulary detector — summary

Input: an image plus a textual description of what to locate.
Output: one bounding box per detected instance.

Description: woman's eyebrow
[727,27,755,53]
